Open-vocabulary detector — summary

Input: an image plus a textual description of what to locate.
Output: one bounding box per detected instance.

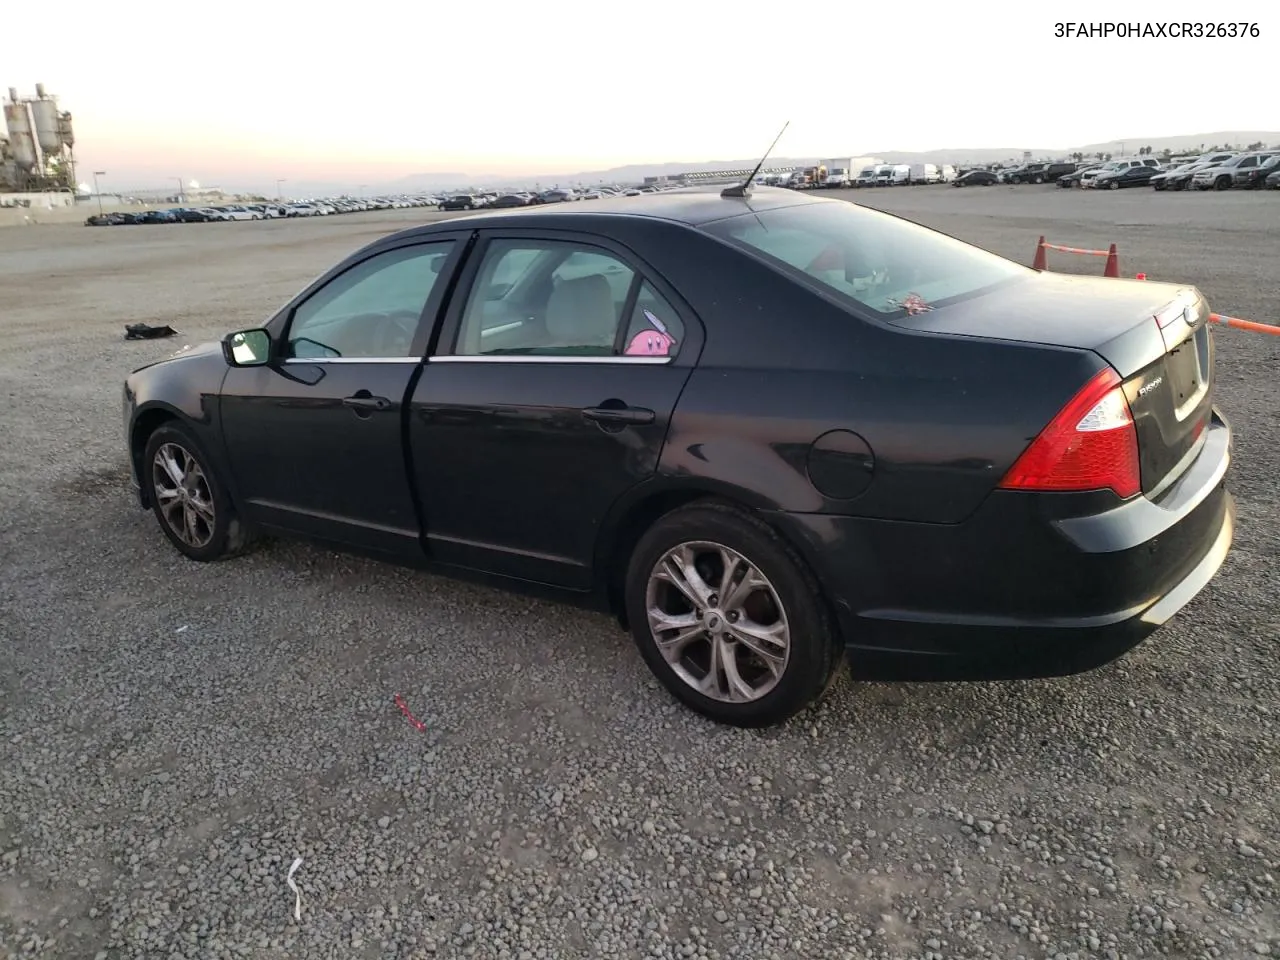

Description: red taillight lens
[999,367,1141,499]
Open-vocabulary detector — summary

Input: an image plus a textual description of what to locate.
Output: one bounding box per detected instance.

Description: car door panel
[411,359,693,587]
[218,237,466,560]
[218,360,424,555]
[407,229,703,590]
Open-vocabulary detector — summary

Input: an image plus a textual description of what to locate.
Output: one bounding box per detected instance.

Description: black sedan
[1158,164,1205,191]
[439,195,476,211]
[952,170,997,187]
[1094,166,1159,189]
[122,186,1235,728]
[490,194,530,208]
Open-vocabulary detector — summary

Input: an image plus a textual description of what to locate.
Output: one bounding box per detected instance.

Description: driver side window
[286,242,454,359]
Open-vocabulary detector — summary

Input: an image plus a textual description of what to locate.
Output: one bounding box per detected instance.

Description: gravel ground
[1,188,1277,960]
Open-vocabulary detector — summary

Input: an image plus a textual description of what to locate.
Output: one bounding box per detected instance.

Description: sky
[6,0,1272,191]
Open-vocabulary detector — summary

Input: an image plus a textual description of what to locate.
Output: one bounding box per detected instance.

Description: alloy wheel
[645,541,791,703]
[151,442,216,549]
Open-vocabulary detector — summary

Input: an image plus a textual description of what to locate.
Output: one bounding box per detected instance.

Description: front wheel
[1110,181,1120,190]
[1215,176,1231,191]
[625,502,841,728]
[142,422,254,562]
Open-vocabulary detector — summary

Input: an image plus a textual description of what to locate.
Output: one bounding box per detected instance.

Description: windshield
[703,200,1028,317]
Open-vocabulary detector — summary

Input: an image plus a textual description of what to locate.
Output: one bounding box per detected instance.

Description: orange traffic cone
[1032,236,1047,271]
[1103,243,1120,278]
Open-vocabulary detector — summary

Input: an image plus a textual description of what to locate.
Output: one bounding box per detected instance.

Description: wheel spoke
[158,448,185,488]
[698,635,728,699]
[656,546,714,610]
[727,624,786,677]
[720,645,759,701]
[720,561,766,614]
[187,494,215,520]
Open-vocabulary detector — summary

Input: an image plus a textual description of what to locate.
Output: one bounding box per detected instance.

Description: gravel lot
[2,187,1277,960]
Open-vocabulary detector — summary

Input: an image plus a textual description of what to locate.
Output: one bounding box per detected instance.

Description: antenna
[721,121,790,198]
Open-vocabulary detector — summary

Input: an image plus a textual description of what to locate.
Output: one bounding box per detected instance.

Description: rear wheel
[142,422,254,562]
[624,502,841,728]
[1215,175,1231,191]
[1110,180,1120,190]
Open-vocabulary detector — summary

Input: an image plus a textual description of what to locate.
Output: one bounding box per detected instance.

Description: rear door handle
[343,393,393,412]
[582,405,655,425]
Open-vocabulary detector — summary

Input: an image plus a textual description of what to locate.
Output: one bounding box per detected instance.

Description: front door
[219,238,460,559]
[408,232,701,589]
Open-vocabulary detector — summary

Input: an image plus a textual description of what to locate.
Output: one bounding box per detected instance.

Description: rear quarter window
[702,201,1028,318]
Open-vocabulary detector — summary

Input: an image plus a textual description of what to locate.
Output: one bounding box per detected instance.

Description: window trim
[267,234,468,363]
[432,228,700,366]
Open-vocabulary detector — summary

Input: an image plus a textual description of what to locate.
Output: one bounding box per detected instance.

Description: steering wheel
[369,309,423,357]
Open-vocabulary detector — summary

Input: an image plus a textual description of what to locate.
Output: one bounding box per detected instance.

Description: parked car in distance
[1150,162,1200,191]
[122,186,1235,728]
[1057,164,1103,188]
[1004,162,1077,184]
[1191,152,1277,191]
[952,169,998,187]
[1266,169,1280,189]
[440,195,477,211]
[1234,153,1280,189]
[1081,158,1160,189]
[1094,165,1160,189]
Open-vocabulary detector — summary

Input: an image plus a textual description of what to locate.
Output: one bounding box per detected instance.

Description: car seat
[544,274,618,352]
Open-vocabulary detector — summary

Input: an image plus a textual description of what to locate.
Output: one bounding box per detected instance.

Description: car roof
[394,185,823,241]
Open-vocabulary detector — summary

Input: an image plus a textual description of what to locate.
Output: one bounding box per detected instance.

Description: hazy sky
[7,0,1271,188]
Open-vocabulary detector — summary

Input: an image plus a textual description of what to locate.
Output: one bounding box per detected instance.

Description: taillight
[999,367,1141,499]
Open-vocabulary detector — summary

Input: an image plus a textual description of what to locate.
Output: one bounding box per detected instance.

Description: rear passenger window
[622,282,684,357]
[454,239,682,360]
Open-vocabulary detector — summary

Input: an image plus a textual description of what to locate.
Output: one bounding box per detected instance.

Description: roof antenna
[721,121,790,199]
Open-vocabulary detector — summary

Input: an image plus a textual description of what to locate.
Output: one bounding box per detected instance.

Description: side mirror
[222,328,272,367]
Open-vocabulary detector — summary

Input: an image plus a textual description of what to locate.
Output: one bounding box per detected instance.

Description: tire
[1110,181,1120,190]
[142,422,255,562]
[1033,175,1044,184]
[624,501,841,728]
[1215,176,1231,191]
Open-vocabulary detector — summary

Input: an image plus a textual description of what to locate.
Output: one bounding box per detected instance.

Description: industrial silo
[58,112,75,149]
[3,89,37,172]
[30,86,62,154]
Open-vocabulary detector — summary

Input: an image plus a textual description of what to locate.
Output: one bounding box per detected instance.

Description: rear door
[219,236,465,558]
[408,229,703,589]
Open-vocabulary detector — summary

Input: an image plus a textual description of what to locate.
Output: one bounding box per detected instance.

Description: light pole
[93,171,106,217]
[175,177,184,203]
[276,178,286,200]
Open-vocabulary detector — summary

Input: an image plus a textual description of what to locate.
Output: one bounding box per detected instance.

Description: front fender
[124,347,230,505]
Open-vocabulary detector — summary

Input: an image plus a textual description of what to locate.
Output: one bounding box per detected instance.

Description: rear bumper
[771,407,1235,681]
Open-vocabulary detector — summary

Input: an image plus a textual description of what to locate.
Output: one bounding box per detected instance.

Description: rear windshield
[702,201,1028,317]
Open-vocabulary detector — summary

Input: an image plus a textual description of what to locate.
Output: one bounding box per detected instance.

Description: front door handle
[582,404,655,426]
[343,392,393,413]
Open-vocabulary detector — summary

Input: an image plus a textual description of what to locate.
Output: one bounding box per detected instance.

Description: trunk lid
[896,272,1215,498]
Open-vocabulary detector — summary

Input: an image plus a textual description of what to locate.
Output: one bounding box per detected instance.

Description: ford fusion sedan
[122,186,1235,728]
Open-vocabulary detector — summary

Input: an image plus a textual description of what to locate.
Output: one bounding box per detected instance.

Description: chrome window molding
[277,355,676,366]
[429,355,674,365]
